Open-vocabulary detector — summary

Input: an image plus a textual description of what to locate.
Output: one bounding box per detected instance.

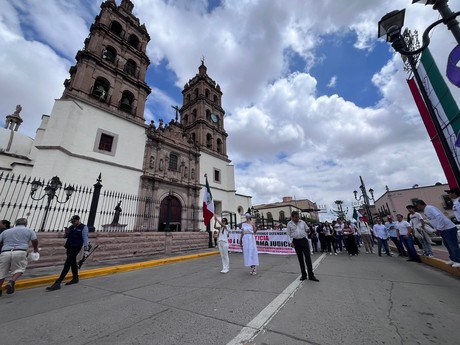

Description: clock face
[211,114,219,123]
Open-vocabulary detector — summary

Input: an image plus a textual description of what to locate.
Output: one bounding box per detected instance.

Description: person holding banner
[214,217,230,273]
[286,211,319,282]
[240,213,259,275]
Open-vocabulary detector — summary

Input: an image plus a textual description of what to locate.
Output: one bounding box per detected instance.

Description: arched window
[237,206,244,215]
[128,34,139,49]
[183,114,188,125]
[214,95,218,104]
[206,109,211,121]
[191,133,196,142]
[216,138,222,153]
[91,77,110,101]
[124,59,137,76]
[194,88,198,98]
[120,91,134,113]
[279,211,285,221]
[102,46,117,62]
[205,89,210,99]
[110,21,123,36]
[206,133,212,149]
[192,109,197,121]
[187,94,191,103]
[267,212,273,220]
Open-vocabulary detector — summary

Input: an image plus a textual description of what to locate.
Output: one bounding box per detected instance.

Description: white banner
[228,230,296,255]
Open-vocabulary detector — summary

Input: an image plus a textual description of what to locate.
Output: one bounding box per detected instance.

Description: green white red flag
[203,174,214,226]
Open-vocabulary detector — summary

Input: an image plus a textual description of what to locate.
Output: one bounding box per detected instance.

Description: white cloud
[326,75,337,88]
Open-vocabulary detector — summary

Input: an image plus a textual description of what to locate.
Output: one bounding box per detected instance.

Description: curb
[14,250,220,291]
[420,256,460,277]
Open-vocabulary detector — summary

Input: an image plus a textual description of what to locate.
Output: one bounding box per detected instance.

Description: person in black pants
[286,211,319,282]
[46,215,89,291]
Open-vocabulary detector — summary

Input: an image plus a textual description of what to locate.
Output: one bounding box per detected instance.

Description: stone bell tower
[31,0,151,195]
[180,61,228,160]
[62,0,151,125]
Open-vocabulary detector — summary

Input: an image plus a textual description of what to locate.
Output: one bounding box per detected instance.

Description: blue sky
[1,0,459,220]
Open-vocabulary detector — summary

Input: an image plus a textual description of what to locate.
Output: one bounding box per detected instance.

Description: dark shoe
[65,278,79,286]
[300,276,307,281]
[5,281,15,294]
[406,259,416,262]
[46,281,61,291]
[309,277,319,282]
[0,288,2,297]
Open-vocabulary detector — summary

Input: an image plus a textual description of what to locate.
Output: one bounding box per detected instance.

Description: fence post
[87,174,103,232]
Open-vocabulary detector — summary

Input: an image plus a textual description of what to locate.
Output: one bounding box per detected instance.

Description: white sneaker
[329,253,332,256]
[334,253,337,256]
[452,262,460,268]
[222,269,229,273]
[447,260,455,265]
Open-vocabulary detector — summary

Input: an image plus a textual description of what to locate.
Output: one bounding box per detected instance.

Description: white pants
[218,241,229,271]
[307,238,313,255]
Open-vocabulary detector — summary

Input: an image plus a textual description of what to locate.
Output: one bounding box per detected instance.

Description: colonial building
[374,183,454,220]
[253,196,320,227]
[0,0,251,232]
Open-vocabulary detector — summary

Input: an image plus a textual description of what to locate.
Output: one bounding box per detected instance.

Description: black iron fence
[0,172,154,232]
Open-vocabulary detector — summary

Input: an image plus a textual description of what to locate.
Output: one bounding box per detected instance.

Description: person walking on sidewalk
[406,205,433,257]
[373,217,392,256]
[46,215,89,291]
[416,200,460,268]
[0,218,39,296]
[286,211,319,282]
[240,213,259,275]
[214,216,230,273]
[395,214,421,263]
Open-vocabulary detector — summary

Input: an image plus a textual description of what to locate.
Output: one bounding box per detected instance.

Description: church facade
[0,0,251,232]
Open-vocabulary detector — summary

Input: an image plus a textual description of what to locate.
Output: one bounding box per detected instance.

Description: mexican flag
[202,175,214,226]
[415,48,460,181]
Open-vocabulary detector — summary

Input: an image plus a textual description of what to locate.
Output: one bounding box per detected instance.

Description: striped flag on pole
[417,48,460,173]
[203,174,214,226]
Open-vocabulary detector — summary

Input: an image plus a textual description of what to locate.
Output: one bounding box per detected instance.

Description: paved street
[1,252,460,345]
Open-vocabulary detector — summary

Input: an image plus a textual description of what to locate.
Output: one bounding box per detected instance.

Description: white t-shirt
[423,205,456,231]
[408,212,423,229]
[395,220,411,236]
[357,221,370,235]
[217,226,229,243]
[453,198,460,222]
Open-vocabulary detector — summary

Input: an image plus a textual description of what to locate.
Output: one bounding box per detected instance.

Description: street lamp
[353,176,374,225]
[30,176,75,232]
[412,0,460,44]
[378,8,460,188]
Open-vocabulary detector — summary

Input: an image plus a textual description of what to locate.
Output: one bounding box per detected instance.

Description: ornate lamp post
[30,176,74,232]
[378,8,460,188]
[353,176,375,225]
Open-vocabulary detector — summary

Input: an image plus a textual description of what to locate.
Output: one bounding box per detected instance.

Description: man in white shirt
[373,217,392,256]
[395,214,421,263]
[416,200,460,267]
[446,188,460,222]
[286,211,319,282]
[406,205,433,256]
[0,218,39,296]
[357,217,373,254]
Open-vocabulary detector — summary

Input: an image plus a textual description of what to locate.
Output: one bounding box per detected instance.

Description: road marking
[226,253,326,345]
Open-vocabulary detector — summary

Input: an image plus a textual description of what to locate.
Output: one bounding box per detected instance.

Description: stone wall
[28,231,209,268]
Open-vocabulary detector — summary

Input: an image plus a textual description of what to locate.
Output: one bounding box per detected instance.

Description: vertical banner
[416,48,460,182]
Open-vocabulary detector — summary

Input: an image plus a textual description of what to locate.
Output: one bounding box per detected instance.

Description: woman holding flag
[240,213,259,275]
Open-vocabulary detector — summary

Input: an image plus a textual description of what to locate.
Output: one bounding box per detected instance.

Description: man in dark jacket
[46,215,89,291]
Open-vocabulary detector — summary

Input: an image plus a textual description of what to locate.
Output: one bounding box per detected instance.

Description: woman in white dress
[239,213,259,275]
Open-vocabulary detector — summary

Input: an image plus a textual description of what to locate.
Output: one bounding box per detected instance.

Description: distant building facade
[374,183,454,220]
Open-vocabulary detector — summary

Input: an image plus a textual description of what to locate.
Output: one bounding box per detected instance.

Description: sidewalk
[10,248,220,291]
